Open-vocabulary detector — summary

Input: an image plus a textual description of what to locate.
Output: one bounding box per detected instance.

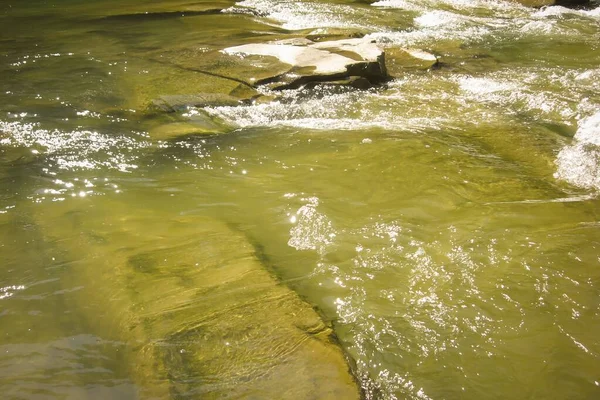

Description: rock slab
[35,198,360,399]
[224,38,388,89]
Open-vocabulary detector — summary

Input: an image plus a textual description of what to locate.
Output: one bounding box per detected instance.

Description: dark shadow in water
[226,220,370,399]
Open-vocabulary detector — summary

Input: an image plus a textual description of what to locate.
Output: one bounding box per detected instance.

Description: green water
[1,0,600,399]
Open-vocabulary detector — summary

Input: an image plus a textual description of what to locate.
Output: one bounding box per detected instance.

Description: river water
[1,0,600,399]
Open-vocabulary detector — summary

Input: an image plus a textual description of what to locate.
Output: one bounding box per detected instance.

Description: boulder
[223,38,388,90]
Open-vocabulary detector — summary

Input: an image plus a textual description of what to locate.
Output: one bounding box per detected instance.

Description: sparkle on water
[1,0,599,399]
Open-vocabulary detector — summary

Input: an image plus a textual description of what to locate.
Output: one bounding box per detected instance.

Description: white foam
[533,4,600,20]
[519,20,558,34]
[288,197,335,254]
[414,10,464,28]
[368,0,597,47]
[373,0,521,13]
[231,0,370,30]
[371,0,424,11]
[456,71,578,122]
[366,9,502,47]
[204,89,449,132]
[574,112,600,146]
[205,64,594,133]
[458,76,517,95]
[555,112,600,191]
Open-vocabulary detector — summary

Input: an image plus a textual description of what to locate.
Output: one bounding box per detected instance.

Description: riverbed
[1,0,599,399]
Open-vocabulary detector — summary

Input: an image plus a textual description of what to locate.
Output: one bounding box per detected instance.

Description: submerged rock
[35,199,360,399]
[385,48,439,76]
[88,0,235,20]
[305,28,369,42]
[150,93,247,113]
[96,8,223,22]
[224,38,388,90]
[147,121,221,141]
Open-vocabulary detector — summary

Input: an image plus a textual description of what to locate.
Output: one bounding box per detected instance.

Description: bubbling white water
[555,112,600,191]
[229,0,376,30]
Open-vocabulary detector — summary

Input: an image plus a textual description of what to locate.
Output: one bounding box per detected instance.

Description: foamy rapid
[228,0,374,30]
[555,112,600,191]
[230,0,599,52]
[204,64,596,133]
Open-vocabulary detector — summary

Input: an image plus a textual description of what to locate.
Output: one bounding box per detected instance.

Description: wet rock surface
[34,199,360,400]
[224,38,388,90]
[385,48,439,76]
[150,93,248,113]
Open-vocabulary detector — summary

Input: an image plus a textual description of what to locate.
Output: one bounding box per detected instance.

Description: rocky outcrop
[144,39,440,111]
[223,38,388,90]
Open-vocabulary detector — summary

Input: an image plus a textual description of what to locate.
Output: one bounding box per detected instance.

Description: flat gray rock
[223,38,388,89]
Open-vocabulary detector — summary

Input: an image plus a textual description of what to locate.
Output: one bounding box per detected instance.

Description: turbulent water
[1,0,600,399]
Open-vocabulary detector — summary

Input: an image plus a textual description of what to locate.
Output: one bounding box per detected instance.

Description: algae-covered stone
[149,93,245,113]
[189,48,293,88]
[147,121,220,141]
[306,27,369,42]
[385,48,438,76]
[122,61,245,111]
[33,198,360,399]
[83,0,235,20]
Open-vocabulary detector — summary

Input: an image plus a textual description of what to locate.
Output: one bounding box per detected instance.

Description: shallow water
[1,0,600,399]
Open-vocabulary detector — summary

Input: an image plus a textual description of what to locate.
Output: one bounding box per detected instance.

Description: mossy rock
[149,93,246,113]
[33,199,360,399]
[146,121,220,141]
[306,28,369,42]
[385,47,439,76]
[78,1,237,20]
